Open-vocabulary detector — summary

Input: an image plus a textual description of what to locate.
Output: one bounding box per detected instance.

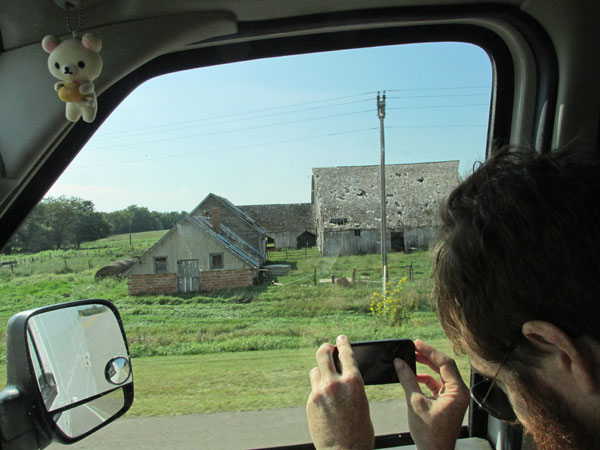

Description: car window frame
[0,4,558,449]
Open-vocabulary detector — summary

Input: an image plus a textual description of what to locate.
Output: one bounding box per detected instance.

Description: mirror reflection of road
[29,306,130,438]
[30,307,128,413]
[79,310,129,390]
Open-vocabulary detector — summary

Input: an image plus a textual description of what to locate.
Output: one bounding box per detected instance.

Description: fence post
[331,274,335,284]
[285,248,288,260]
[313,267,317,285]
[409,262,413,281]
[352,268,356,286]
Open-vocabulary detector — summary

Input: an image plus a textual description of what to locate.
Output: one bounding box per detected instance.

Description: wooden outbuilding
[125,199,261,294]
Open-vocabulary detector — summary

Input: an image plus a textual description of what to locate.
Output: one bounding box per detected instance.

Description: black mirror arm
[0,312,52,450]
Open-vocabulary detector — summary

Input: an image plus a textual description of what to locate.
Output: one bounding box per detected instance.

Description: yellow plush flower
[58,81,84,102]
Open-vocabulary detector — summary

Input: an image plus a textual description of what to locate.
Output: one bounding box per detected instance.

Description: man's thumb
[394,358,420,395]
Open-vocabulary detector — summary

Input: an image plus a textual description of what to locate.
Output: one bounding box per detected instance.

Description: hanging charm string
[65,0,85,39]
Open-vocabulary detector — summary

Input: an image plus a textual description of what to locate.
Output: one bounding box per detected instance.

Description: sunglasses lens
[471,379,517,422]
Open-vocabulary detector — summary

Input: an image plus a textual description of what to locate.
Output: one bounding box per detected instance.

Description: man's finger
[416,373,443,395]
[415,340,464,386]
[394,358,423,396]
[310,366,321,390]
[315,343,337,378]
[336,335,359,375]
[416,352,441,374]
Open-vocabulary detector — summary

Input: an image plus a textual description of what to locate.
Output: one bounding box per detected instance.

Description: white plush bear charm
[42,33,102,123]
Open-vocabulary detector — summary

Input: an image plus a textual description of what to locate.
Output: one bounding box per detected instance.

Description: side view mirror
[0,300,134,449]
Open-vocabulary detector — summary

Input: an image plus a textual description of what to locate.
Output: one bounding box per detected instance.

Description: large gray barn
[240,203,315,250]
[312,161,459,256]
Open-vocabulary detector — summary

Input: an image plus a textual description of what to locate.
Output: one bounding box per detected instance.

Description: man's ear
[522,321,597,393]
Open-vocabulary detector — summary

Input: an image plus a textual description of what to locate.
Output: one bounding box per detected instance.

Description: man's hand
[306,335,374,450]
[394,340,469,450]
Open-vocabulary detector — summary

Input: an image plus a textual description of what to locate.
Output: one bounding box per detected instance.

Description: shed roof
[239,203,313,232]
[312,161,459,230]
[185,215,260,268]
[190,193,267,236]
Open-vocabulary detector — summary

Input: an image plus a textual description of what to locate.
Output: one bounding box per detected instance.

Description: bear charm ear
[81,32,102,53]
[42,35,61,53]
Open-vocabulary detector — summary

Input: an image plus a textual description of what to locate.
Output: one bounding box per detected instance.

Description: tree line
[3,196,187,254]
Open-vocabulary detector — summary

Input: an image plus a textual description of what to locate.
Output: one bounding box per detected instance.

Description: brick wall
[200,269,254,291]
[128,273,177,295]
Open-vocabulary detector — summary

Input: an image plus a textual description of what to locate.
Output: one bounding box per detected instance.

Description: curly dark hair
[433,146,600,365]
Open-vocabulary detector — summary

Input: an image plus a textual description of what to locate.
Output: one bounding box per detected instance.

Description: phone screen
[333,339,416,385]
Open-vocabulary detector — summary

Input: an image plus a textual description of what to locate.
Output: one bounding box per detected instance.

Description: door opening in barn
[296,231,316,249]
[177,259,199,293]
[391,232,405,252]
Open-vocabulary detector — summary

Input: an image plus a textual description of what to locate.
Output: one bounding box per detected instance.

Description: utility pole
[377,91,388,296]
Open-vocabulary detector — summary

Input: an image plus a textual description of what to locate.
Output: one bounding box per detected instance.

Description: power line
[387,93,489,100]
[92,99,374,142]
[95,87,491,139]
[88,102,490,150]
[387,103,488,110]
[87,109,375,151]
[75,127,381,170]
[386,85,490,92]
[78,122,489,170]
[387,124,487,129]
[97,91,377,137]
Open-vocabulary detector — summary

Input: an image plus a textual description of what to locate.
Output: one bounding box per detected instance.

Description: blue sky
[48,42,492,212]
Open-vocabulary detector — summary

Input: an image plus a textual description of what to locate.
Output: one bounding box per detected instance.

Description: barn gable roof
[312,161,460,230]
[239,203,313,233]
[185,215,260,268]
[190,193,267,236]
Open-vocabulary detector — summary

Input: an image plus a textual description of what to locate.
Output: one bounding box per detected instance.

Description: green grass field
[0,232,468,416]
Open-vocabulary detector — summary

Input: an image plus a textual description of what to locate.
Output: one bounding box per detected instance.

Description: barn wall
[128,221,250,276]
[322,230,391,257]
[128,273,177,295]
[404,226,439,249]
[200,269,254,291]
[196,197,264,255]
[271,230,304,249]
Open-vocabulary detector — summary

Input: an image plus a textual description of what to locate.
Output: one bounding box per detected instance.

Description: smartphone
[332,339,416,385]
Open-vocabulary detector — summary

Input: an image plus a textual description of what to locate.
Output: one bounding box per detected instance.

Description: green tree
[3,202,52,253]
[71,202,111,248]
[41,196,110,250]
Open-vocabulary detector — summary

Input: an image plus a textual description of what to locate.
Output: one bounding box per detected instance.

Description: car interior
[1,0,599,449]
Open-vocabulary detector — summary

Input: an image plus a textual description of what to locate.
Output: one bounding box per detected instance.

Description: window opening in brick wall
[210,253,224,269]
[154,257,167,273]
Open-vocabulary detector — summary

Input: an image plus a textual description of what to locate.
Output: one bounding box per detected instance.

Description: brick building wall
[200,269,254,291]
[128,273,177,295]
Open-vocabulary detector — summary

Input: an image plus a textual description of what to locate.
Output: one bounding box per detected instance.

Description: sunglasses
[469,348,518,423]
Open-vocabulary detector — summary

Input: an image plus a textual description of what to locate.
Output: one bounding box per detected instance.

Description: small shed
[311,161,460,256]
[124,215,259,295]
[239,203,315,250]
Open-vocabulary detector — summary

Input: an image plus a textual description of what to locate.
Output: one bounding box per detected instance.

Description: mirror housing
[0,300,134,449]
